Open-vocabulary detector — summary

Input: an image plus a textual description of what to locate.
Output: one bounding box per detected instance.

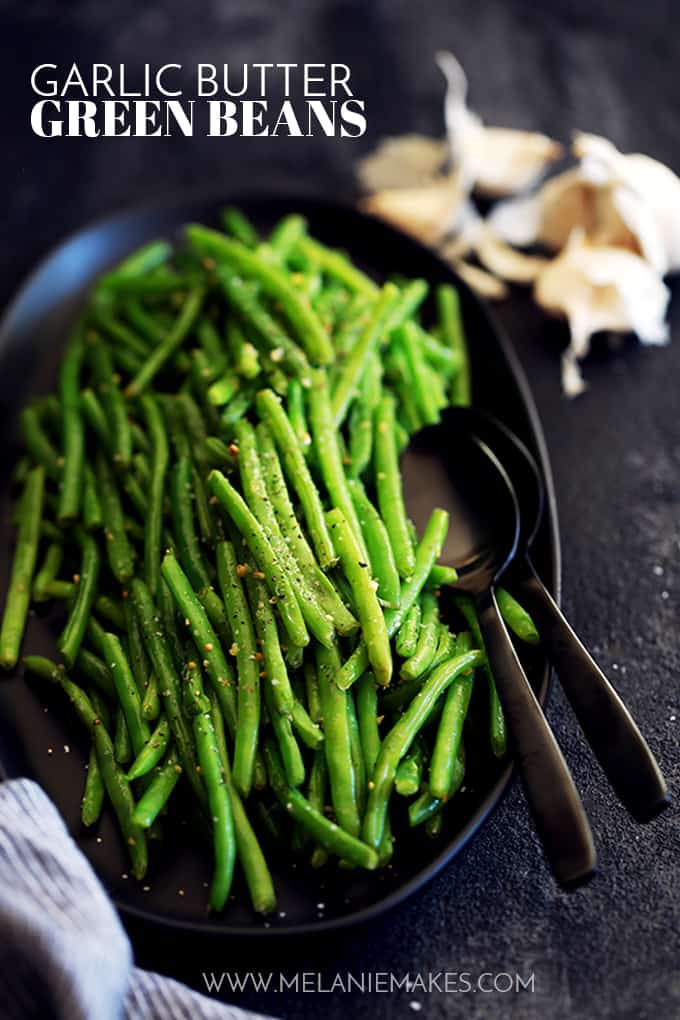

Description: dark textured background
[1,2,679,1018]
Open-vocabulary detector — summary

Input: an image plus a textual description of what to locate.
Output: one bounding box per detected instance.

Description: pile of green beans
[1,209,540,915]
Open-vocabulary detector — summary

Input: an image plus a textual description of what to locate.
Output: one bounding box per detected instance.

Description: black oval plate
[0,196,560,937]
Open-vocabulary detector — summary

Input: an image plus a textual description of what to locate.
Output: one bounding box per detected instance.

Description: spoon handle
[476,588,596,887]
[512,559,669,823]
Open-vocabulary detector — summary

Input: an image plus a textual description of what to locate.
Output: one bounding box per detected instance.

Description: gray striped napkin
[0,778,274,1020]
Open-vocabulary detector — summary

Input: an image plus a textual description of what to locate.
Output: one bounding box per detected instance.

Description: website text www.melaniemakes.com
[202,971,536,996]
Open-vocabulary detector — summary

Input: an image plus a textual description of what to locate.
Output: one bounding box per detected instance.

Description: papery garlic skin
[534,230,670,395]
[437,50,562,198]
[356,134,448,192]
[359,174,464,247]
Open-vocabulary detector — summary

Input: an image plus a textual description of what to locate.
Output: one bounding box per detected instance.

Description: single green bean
[374,392,414,579]
[437,284,470,406]
[0,465,45,669]
[215,541,261,797]
[92,627,150,756]
[243,570,294,716]
[347,479,400,609]
[226,318,260,379]
[193,705,236,911]
[315,641,360,837]
[409,745,466,827]
[32,541,63,602]
[139,394,168,596]
[496,587,540,644]
[455,595,507,758]
[220,206,259,247]
[87,337,132,471]
[296,236,378,297]
[82,464,103,532]
[290,700,324,750]
[395,601,421,659]
[327,508,392,687]
[126,715,171,780]
[429,632,475,799]
[58,532,100,667]
[19,406,60,478]
[395,735,427,797]
[57,333,85,525]
[81,745,106,826]
[95,453,135,583]
[131,752,182,829]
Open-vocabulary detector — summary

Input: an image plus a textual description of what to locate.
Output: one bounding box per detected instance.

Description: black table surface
[2,2,679,1018]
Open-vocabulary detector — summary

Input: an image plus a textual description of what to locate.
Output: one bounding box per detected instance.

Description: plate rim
[0,191,560,938]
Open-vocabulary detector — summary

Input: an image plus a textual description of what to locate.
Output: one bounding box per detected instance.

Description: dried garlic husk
[359,173,464,247]
[534,230,670,395]
[575,132,680,274]
[449,259,510,300]
[437,51,562,197]
[355,134,448,192]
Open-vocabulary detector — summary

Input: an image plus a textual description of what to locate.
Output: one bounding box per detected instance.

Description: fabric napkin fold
[0,778,273,1020]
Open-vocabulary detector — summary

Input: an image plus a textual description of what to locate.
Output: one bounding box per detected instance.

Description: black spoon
[401,421,597,887]
[448,407,669,823]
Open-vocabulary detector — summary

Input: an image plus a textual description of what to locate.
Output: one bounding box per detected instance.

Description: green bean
[209,688,276,913]
[98,240,172,288]
[226,318,260,379]
[87,337,132,471]
[93,627,150,756]
[178,392,210,463]
[346,688,367,816]
[131,578,206,805]
[122,595,152,699]
[256,424,357,635]
[304,660,322,724]
[454,595,507,758]
[437,284,470,406]
[220,206,259,247]
[208,370,240,407]
[330,283,401,426]
[81,745,105,826]
[95,453,135,583]
[94,595,125,631]
[131,752,182,829]
[337,508,449,690]
[114,712,133,763]
[19,406,60,478]
[57,332,85,525]
[395,601,421,659]
[218,274,312,384]
[348,353,382,479]
[429,632,475,799]
[289,699,324,749]
[396,321,441,425]
[126,716,171,780]
[395,735,427,797]
[374,392,414,579]
[215,541,261,797]
[0,465,45,669]
[159,553,238,736]
[241,570,293,715]
[263,740,378,869]
[82,465,103,532]
[219,387,256,429]
[269,214,307,260]
[125,287,205,397]
[22,655,63,683]
[192,703,236,912]
[427,564,459,589]
[363,649,483,849]
[315,641,360,837]
[124,299,166,345]
[139,394,168,596]
[347,479,400,609]
[496,587,540,644]
[255,388,336,570]
[307,749,329,867]
[208,470,309,649]
[93,307,151,359]
[58,532,100,667]
[74,649,115,698]
[401,592,440,680]
[80,388,113,455]
[187,226,333,364]
[296,236,378,297]
[263,666,305,788]
[32,542,63,602]
[110,343,144,378]
[327,508,392,687]
[409,745,466,827]
[308,369,367,554]
[355,672,381,775]
[286,378,312,454]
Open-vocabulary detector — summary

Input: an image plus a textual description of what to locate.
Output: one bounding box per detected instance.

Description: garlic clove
[436,50,562,198]
[358,174,464,247]
[487,168,593,249]
[473,227,549,283]
[355,134,449,192]
[534,229,670,395]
